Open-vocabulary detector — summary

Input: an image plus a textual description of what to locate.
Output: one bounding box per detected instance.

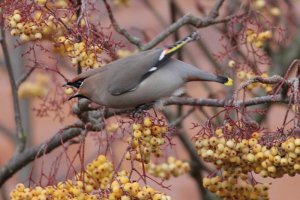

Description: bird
[65,32,232,109]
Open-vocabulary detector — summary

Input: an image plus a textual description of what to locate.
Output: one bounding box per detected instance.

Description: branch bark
[0,25,25,153]
[0,124,84,186]
[103,0,242,51]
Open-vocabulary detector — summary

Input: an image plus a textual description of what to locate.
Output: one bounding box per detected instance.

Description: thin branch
[0,25,25,153]
[163,94,288,107]
[0,123,84,186]
[176,131,210,197]
[0,184,8,200]
[0,124,16,143]
[103,0,242,51]
[16,67,35,88]
[102,0,142,47]
[140,13,240,51]
[207,0,226,19]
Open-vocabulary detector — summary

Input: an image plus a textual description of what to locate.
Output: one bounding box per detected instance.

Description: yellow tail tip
[224,77,233,86]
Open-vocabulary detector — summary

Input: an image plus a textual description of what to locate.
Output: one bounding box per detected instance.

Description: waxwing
[65,32,233,108]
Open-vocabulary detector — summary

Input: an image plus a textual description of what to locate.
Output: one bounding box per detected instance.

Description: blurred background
[1,0,300,199]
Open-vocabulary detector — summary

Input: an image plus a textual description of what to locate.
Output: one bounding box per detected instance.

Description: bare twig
[16,67,35,88]
[0,123,84,186]
[176,131,210,198]
[0,184,8,200]
[207,0,226,19]
[163,94,288,107]
[102,0,142,47]
[103,0,242,51]
[140,13,239,51]
[0,124,15,142]
[0,26,25,153]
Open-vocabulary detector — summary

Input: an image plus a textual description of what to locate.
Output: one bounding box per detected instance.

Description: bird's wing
[107,48,167,95]
[107,32,200,95]
[66,32,199,94]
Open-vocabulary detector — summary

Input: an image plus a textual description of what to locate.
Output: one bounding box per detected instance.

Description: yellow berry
[143,117,152,127]
[209,136,218,146]
[237,71,246,80]
[65,87,74,95]
[226,140,235,148]
[270,7,281,16]
[261,73,269,78]
[20,33,30,43]
[203,177,211,187]
[265,85,273,93]
[215,128,223,136]
[248,138,258,146]
[267,166,276,173]
[254,0,266,9]
[34,32,42,39]
[143,128,151,136]
[151,126,161,136]
[254,40,264,48]
[228,60,236,68]
[132,123,142,130]
[280,158,288,166]
[121,196,131,200]
[295,138,300,146]
[137,191,147,200]
[246,153,256,162]
[133,130,142,138]
[35,0,47,5]
[251,132,261,139]
[12,13,22,22]
[153,193,163,200]
[10,28,20,36]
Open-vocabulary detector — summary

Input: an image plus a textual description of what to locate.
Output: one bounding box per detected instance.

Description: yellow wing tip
[224,77,233,86]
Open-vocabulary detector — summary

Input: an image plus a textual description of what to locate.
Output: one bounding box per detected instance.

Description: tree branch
[16,67,35,88]
[102,0,142,47]
[0,124,16,143]
[0,25,25,153]
[163,94,288,107]
[0,124,84,186]
[103,0,242,51]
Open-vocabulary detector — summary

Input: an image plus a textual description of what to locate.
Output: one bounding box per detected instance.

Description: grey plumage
[66,32,232,108]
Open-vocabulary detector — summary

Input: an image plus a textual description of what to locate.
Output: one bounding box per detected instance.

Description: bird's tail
[158,32,199,61]
[217,76,233,86]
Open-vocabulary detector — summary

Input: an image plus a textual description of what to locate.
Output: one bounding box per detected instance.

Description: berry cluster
[236,70,273,92]
[10,155,112,200]
[194,123,300,199]
[246,29,272,49]
[125,117,168,164]
[18,73,50,99]
[203,168,269,200]
[7,8,75,43]
[145,156,190,180]
[253,0,281,17]
[108,170,171,200]
[11,154,171,200]
[55,36,102,68]
[6,4,101,69]
[77,155,114,190]
[196,129,300,178]
[10,179,97,200]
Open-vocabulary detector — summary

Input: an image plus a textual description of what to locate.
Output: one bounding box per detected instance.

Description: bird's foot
[132,103,154,117]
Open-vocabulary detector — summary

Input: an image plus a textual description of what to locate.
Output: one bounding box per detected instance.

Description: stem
[0,26,26,153]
